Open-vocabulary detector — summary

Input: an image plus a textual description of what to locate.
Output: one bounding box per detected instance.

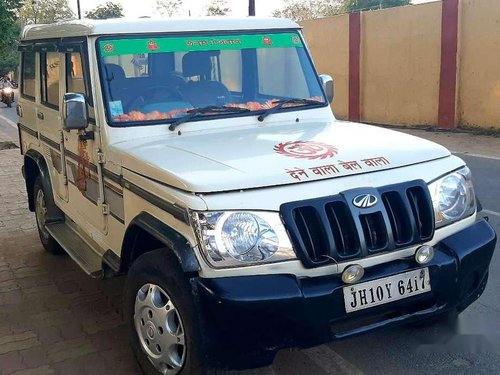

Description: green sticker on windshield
[99,33,303,56]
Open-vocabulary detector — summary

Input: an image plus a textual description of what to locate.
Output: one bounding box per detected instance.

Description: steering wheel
[127,85,185,111]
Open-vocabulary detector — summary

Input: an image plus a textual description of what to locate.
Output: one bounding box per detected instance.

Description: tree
[85,2,124,19]
[19,0,74,25]
[272,0,342,22]
[206,0,230,16]
[341,0,410,13]
[156,0,183,18]
[0,0,23,75]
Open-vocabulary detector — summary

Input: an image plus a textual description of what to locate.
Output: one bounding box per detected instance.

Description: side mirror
[63,93,88,131]
[319,74,334,104]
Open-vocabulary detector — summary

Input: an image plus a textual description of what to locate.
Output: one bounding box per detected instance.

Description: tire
[33,176,65,254]
[124,249,205,375]
[6,100,11,108]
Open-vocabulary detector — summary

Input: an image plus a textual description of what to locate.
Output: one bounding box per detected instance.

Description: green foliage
[19,0,75,24]
[272,0,342,22]
[206,0,230,16]
[85,2,124,19]
[272,0,411,21]
[0,0,23,75]
[156,0,183,17]
[342,0,411,13]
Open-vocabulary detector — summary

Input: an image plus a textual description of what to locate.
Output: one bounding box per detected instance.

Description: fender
[121,212,201,274]
[24,149,64,222]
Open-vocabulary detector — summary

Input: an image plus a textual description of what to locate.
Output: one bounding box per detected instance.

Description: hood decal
[273,140,338,160]
[284,155,390,182]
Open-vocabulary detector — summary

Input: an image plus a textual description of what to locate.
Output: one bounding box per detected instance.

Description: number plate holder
[343,268,431,313]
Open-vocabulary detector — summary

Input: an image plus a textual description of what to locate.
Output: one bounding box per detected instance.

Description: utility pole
[249,0,255,16]
[77,0,81,19]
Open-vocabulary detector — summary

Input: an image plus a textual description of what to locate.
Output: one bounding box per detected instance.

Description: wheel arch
[120,212,201,275]
[24,149,63,223]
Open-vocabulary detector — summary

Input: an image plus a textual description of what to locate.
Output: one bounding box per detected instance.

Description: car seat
[179,51,231,107]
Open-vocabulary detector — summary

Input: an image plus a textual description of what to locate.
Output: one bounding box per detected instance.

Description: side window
[66,53,86,94]
[41,52,60,109]
[21,51,36,100]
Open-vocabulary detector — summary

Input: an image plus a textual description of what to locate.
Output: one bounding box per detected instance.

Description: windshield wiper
[257,98,324,122]
[169,105,250,131]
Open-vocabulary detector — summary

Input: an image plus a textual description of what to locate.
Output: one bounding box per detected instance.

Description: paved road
[1,103,499,374]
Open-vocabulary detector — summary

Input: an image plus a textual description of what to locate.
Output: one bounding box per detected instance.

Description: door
[37,49,68,202]
[61,47,108,235]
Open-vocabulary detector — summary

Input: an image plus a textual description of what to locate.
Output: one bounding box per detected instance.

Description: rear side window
[41,52,60,109]
[21,52,36,100]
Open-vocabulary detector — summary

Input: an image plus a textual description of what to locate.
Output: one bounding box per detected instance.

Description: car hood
[112,121,451,193]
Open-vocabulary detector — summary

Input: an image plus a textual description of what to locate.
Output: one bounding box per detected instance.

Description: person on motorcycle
[1,75,15,107]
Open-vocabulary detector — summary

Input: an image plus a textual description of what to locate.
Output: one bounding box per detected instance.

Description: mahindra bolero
[16,17,496,374]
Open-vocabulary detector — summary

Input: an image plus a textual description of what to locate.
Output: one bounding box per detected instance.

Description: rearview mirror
[319,74,334,104]
[63,93,88,131]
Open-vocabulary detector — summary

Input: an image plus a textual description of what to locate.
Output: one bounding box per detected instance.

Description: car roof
[21,17,300,40]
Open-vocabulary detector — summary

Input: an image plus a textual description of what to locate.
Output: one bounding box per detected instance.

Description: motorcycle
[1,86,14,108]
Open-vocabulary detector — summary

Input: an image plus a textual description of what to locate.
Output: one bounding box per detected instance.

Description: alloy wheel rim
[134,283,186,374]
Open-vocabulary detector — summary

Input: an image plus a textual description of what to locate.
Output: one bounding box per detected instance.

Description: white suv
[17,17,496,374]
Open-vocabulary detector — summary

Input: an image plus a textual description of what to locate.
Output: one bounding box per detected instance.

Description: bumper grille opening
[325,201,360,258]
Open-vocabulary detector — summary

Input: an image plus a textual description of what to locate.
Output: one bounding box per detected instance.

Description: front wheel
[125,249,205,375]
[33,176,64,254]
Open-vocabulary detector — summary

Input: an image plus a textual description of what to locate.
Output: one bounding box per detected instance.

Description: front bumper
[194,219,496,369]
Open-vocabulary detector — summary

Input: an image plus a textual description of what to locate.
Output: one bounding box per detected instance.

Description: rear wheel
[125,249,205,375]
[33,176,64,254]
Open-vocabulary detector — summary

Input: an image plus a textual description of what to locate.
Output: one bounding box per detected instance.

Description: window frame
[20,37,94,111]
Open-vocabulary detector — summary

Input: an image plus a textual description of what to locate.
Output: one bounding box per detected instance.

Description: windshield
[97,31,326,126]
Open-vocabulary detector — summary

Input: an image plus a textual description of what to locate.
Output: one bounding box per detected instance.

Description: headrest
[105,63,126,81]
[182,52,212,79]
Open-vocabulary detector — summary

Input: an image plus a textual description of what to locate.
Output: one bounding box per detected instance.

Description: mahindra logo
[352,194,378,208]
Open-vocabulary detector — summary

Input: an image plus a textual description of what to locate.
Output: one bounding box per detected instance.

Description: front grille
[280,180,435,268]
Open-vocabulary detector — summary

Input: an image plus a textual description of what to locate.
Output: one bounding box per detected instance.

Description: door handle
[37,112,44,120]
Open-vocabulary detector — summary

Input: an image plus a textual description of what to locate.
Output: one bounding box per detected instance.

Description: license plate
[343,268,431,313]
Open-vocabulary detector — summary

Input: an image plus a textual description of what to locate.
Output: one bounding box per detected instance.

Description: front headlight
[192,211,296,268]
[3,87,12,94]
[428,166,476,228]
